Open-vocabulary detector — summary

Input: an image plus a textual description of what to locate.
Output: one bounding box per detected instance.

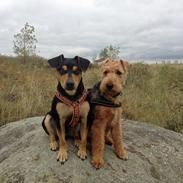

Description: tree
[13,22,37,63]
[99,45,120,60]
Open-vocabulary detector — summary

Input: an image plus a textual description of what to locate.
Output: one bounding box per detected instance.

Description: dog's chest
[110,109,121,126]
[56,101,89,120]
[56,103,72,119]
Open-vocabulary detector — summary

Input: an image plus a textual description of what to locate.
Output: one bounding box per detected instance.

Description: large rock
[0,117,183,183]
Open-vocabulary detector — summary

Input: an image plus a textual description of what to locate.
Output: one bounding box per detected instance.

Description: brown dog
[42,55,90,163]
[90,59,129,169]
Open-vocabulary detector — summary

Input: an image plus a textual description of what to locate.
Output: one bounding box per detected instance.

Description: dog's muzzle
[66,81,74,90]
[106,83,113,91]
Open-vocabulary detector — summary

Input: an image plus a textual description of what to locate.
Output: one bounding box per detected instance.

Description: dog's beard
[100,81,122,97]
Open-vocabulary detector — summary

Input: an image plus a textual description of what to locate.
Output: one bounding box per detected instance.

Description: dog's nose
[106,83,113,91]
[66,82,74,90]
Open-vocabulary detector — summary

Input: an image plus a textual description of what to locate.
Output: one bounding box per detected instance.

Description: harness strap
[88,81,122,108]
[55,89,88,127]
[90,99,121,108]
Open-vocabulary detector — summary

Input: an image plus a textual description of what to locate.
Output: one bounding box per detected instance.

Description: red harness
[55,90,88,127]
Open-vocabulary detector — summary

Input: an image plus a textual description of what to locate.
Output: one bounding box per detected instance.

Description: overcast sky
[0,0,183,60]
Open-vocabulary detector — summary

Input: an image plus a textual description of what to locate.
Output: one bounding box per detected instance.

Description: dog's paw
[77,149,87,160]
[116,150,128,160]
[91,157,104,169]
[49,141,57,151]
[57,149,68,163]
[105,137,113,146]
[74,139,81,147]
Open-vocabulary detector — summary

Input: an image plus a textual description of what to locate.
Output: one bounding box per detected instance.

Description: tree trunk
[23,33,26,64]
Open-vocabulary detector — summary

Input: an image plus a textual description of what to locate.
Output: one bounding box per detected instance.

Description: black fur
[42,55,90,135]
[74,56,90,71]
[48,54,90,72]
[88,81,122,108]
[48,54,64,68]
[42,115,49,135]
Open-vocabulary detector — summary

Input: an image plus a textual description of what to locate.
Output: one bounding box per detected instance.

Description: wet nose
[66,81,74,90]
[106,83,113,91]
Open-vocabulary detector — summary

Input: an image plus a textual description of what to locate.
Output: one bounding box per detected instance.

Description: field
[0,56,183,133]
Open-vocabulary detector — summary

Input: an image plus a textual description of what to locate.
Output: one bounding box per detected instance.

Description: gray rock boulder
[0,117,183,183]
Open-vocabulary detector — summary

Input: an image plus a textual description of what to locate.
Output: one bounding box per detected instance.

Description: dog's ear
[48,54,64,68]
[98,59,110,67]
[75,56,90,72]
[120,60,129,72]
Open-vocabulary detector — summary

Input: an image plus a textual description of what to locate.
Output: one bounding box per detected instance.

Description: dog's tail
[42,113,50,135]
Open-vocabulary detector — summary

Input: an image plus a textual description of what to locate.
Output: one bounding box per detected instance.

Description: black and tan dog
[42,54,90,163]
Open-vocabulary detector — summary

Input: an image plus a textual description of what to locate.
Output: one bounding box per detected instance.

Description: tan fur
[72,74,82,93]
[91,59,129,169]
[54,67,82,96]
[46,66,89,163]
[73,66,78,71]
[44,114,57,150]
[55,70,67,89]
[56,101,89,162]
[62,65,67,70]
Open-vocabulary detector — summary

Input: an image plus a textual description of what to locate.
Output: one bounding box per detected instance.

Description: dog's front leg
[77,115,88,160]
[56,118,68,163]
[91,120,106,169]
[111,119,128,160]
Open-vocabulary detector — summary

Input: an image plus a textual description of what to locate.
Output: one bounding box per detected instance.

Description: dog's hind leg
[43,114,58,151]
[105,129,113,146]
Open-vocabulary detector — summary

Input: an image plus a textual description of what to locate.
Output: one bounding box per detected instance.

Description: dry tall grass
[0,56,55,125]
[0,56,183,133]
[122,63,183,133]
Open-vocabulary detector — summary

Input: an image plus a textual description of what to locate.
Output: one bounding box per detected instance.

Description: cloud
[0,0,183,60]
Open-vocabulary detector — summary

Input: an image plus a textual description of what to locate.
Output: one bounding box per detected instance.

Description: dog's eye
[103,71,109,75]
[73,70,80,75]
[58,68,67,75]
[116,70,122,75]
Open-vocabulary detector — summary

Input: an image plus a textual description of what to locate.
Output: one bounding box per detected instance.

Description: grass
[122,63,183,133]
[0,56,183,133]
